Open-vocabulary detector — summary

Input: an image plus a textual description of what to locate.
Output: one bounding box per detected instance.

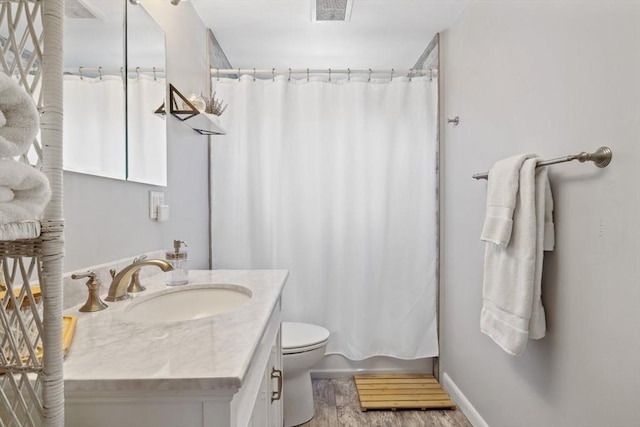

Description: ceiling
[189,0,471,70]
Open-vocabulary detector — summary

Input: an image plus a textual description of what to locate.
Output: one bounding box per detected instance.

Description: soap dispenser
[166,240,188,286]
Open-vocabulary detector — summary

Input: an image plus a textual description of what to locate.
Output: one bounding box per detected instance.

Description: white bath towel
[529,168,555,339]
[0,73,40,158]
[0,159,51,224]
[480,157,555,356]
[481,153,535,246]
[0,220,41,241]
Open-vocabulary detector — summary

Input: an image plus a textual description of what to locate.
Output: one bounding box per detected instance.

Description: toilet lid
[282,322,330,353]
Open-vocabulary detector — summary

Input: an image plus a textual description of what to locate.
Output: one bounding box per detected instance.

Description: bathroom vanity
[63,270,287,427]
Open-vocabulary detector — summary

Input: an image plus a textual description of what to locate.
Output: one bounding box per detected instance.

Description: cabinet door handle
[271,367,283,403]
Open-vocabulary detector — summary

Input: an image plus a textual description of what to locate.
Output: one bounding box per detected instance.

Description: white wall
[64,2,211,272]
[440,1,640,426]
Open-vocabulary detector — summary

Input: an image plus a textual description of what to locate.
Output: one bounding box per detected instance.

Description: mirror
[125,2,167,186]
[63,0,167,186]
[63,0,126,180]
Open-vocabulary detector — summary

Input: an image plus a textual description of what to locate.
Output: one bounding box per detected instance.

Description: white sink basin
[123,284,252,324]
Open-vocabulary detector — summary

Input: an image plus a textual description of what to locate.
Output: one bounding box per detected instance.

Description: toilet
[282,321,330,427]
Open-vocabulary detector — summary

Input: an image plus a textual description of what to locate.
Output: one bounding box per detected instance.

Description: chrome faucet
[105,258,173,302]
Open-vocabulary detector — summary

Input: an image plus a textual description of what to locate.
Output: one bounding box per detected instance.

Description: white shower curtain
[127,74,167,185]
[210,74,438,360]
[63,75,125,179]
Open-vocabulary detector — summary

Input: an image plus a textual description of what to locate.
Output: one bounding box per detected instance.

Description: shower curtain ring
[253,68,256,81]
[98,66,103,80]
[288,68,292,81]
[78,66,83,80]
[153,67,157,81]
[272,68,275,81]
[136,67,140,79]
[216,68,220,81]
[328,68,331,82]
[368,68,372,82]
[348,68,351,81]
[409,68,413,81]
[390,69,394,81]
[307,68,309,81]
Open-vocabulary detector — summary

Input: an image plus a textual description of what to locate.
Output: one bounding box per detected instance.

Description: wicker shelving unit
[0,1,65,426]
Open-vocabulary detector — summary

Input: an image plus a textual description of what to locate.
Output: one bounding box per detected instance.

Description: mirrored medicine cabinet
[63,0,167,186]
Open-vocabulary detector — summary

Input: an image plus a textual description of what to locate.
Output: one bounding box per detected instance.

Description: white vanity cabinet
[246,330,283,427]
[65,306,283,427]
[63,270,288,427]
[232,302,284,427]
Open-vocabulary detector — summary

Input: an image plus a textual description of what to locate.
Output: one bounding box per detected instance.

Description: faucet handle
[71,271,96,281]
[71,271,108,313]
[132,254,148,264]
[127,255,149,293]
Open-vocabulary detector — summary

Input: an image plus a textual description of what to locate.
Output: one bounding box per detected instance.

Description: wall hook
[448,116,460,126]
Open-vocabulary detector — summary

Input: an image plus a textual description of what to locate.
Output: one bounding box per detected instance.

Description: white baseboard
[441,372,489,427]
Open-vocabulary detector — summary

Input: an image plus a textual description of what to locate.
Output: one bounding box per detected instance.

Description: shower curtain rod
[211,67,437,79]
[472,147,613,180]
[63,66,165,77]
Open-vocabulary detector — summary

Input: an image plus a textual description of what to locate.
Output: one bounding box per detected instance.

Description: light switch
[149,191,164,219]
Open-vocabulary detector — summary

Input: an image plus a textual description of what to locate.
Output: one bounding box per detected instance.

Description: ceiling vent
[312,0,353,22]
[64,0,103,20]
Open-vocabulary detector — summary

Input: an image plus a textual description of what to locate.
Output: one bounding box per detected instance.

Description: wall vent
[312,0,353,22]
[64,0,103,20]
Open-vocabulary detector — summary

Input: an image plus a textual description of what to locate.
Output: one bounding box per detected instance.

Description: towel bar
[472,146,612,180]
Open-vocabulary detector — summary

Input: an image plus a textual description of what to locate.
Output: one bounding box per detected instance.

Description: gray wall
[64,2,211,273]
[440,1,640,426]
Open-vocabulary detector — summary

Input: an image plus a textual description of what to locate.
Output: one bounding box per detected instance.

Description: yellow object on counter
[62,315,77,357]
[0,285,42,310]
[14,315,78,364]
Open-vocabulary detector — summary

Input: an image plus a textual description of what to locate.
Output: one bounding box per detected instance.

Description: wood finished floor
[298,378,472,427]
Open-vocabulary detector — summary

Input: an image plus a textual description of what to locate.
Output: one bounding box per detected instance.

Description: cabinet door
[248,326,283,427]
[249,365,270,426]
[268,328,283,427]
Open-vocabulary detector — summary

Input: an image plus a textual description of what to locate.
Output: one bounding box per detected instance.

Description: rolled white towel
[0,159,51,224]
[0,186,14,203]
[0,73,40,158]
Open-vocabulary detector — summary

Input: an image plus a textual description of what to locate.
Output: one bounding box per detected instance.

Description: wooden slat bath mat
[354,374,456,411]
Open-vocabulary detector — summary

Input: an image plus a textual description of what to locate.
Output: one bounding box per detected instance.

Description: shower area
[208,37,441,374]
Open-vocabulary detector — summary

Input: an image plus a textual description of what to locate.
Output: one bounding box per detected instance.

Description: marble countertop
[63,269,288,393]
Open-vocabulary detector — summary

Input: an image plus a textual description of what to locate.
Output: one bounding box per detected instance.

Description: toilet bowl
[282,322,330,427]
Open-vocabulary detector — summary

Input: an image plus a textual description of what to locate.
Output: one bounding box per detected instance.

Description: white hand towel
[0,73,40,158]
[543,176,555,252]
[481,157,538,356]
[0,159,51,224]
[529,167,555,339]
[481,153,535,246]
